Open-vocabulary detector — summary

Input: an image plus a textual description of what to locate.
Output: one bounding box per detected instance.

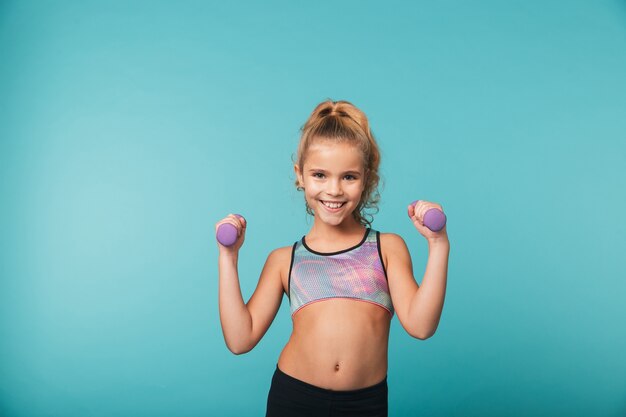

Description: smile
[321,200,346,210]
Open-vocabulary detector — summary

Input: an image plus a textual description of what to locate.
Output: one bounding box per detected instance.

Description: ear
[294,164,304,188]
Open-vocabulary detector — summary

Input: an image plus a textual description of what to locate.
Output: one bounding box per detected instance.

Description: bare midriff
[277,298,391,391]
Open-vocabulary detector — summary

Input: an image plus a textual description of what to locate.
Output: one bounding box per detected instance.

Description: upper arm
[380,233,420,334]
[245,245,291,348]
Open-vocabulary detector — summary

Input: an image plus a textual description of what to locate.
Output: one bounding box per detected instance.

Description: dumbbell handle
[216,214,244,247]
[411,201,446,232]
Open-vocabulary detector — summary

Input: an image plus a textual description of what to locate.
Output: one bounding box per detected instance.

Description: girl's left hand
[407,200,448,242]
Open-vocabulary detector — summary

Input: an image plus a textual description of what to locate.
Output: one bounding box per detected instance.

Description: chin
[322,218,344,226]
[319,214,353,227]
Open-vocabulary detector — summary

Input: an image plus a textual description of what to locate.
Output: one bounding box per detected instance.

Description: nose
[326,178,343,196]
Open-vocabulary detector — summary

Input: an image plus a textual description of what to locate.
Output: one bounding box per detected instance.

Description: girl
[216,99,450,417]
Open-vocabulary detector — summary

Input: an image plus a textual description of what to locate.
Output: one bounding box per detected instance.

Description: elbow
[227,343,252,355]
[411,332,431,341]
[229,346,251,355]
[409,327,436,340]
[225,339,253,355]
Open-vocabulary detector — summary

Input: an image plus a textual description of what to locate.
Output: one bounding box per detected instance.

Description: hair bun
[318,107,332,117]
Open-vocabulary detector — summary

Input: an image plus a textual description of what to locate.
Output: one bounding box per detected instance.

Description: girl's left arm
[384,233,450,339]
[384,200,450,339]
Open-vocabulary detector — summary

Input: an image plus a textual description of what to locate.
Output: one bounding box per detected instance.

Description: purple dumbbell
[410,200,446,232]
[216,214,244,247]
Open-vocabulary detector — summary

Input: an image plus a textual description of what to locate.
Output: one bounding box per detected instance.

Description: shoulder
[261,245,296,290]
[378,232,408,251]
[266,244,295,265]
[377,232,412,268]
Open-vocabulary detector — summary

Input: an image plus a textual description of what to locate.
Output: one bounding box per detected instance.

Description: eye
[312,172,325,178]
[344,174,357,180]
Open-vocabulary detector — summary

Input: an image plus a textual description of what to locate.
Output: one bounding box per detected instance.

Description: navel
[334,363,340,372]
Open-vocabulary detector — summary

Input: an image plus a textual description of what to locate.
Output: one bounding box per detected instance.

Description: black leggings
[265,366,388,417]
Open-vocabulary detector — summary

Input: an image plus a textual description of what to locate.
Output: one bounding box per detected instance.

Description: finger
[413,201,425,223]
[217,218,238,228]
[226,214,246,230]
[229,215,246,237]
[418,205,428,223]
[417,202,437,223]
[237,220,246,237]
[215,215,242,232]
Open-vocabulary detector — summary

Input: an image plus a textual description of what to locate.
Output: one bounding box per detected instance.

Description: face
[295,140,366,227]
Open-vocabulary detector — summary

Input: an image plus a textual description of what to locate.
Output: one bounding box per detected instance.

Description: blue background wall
[1,1,625,416]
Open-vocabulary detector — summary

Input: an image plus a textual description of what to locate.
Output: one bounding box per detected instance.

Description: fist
[215,214,247,251]
[407,200,447,240]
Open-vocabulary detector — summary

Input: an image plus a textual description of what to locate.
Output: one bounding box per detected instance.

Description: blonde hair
[294,99,382,226]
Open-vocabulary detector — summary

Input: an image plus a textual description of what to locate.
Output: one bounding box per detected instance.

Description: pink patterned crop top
[288,228,394,316]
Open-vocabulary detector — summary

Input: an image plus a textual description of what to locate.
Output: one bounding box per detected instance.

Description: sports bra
[288,228,394,316]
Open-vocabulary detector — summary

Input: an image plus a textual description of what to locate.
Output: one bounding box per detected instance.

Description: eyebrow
[307,168,362,175]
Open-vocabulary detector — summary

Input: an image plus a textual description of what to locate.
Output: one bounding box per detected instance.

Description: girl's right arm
[216,214,287,354]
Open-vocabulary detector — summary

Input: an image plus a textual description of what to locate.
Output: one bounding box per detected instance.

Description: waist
[272,365,388,399]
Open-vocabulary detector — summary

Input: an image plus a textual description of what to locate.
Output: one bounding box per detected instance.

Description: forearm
[409,238,450,338]
[218,253,253,353]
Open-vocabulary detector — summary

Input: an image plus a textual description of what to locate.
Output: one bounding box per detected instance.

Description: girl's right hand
[215,214,247,253]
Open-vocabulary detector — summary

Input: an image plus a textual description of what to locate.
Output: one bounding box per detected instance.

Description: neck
[308,217,366,241]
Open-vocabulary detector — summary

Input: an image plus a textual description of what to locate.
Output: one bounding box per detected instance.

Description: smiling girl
[216,99,450,417]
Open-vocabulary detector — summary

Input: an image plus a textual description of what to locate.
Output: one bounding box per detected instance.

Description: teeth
[322,201,344,209]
